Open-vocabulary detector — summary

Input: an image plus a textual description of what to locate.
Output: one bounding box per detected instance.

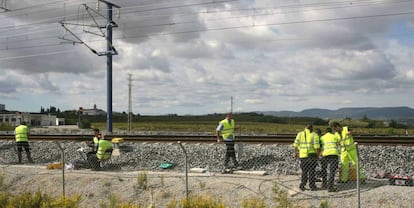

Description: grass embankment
[91,121,410,135]
[0,171,330,208]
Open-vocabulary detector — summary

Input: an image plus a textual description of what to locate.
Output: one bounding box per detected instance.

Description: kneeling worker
[88,135,113,170]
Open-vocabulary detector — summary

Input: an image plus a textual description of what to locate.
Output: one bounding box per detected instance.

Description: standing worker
[293,124,320,191]
[332,122,366,183]
[320,127,339,192]
[14,122,33,164]
[216,112,240,171]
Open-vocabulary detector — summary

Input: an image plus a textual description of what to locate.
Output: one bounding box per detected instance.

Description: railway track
[0,134,413,145]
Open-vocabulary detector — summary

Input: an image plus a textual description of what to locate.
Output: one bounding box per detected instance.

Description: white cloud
[1,0,414,114]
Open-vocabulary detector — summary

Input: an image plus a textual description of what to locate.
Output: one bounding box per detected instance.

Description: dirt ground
[1,165,413,208]
[1,165,284,207]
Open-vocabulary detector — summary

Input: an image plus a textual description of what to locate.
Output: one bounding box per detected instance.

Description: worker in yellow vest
[96,138,113,161]
[216,112,240,171]
[320,127,339,192]
[14,122,33,164]
[92,128,100,150]
[87,134,113,170]
[332,122,366,183]
[86,128,101,167]
[293,124,320,191]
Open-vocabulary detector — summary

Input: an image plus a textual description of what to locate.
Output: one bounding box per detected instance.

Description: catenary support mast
[99,0,120,133]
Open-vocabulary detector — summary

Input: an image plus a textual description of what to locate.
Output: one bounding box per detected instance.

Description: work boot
[27,152,34,163]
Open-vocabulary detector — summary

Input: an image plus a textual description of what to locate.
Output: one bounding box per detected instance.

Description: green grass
[91,121,411,135]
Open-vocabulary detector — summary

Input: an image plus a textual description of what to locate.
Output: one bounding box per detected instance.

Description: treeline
[58,111,327,125]
[51,111,409,129]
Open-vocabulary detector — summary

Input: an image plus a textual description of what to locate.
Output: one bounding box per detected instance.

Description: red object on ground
[389,175,414,186]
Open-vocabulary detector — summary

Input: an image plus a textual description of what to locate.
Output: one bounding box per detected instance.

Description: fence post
[178,141,188,198]
[237,125,243,161]
[355,142,360,208]
[55,142,65,198]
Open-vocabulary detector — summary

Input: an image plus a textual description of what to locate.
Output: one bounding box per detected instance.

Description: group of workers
[215,113,366,192]
[13,123,113,170]
[15,115,365,187]
[293,122,366,192]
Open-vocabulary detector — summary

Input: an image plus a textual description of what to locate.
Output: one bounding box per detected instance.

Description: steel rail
[0,134,414,145]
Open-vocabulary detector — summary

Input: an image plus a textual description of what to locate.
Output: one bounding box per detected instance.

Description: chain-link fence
[0,139,413,207]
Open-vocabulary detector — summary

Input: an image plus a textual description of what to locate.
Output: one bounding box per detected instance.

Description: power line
[1,0,414,56]
[1,0,412,45]
[0,0,401,33]
[0,49,76,60]
[0,0,236,31]
[1,9,414,56]
[117,10,414,41]
[0,0,95,16]
[1,0,411,32]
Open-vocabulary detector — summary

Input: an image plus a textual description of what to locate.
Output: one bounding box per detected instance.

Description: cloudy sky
[0,0,413,115]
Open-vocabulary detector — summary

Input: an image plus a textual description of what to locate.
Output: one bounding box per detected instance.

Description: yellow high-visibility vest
[293,129,320,158]
[338,126,356,152]
[97,140,112,160]
[320,132,339,156]
[220,119,235,140]
[15,125,28,142]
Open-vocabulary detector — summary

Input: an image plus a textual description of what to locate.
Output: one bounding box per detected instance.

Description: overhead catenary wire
[0,0,413,59]
[0,1,407,37]
[0,0,408,40]
[0,0,408,33]
[0,49,77,60]
[0,0,411,36]
[0,0,237,31]
[1,8,414,56]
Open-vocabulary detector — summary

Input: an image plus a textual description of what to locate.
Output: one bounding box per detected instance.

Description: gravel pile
[1,140,413,177]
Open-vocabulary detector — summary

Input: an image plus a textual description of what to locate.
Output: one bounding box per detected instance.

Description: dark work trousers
[16,141,33,163]
[300,156,318,189]
[86,152,100,170]
[224,140,238,168]
[321,155,339,189]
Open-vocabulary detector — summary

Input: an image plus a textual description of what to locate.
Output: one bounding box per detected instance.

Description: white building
[0,104,65,127]
[0,112,65,127]
[82,104,106,116]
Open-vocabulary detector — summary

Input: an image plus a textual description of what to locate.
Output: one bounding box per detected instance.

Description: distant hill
[257,106,414,121]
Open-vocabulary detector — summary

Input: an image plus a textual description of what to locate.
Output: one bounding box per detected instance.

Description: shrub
[241,197,266,208]
[0,191,80,208]
[0,192,10,207]
[0,172,6,191]
[272,183,291,208]
[41,195,81,208]
[0,123,13,131]
[136,172,148,191]
[180,194,226,208]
